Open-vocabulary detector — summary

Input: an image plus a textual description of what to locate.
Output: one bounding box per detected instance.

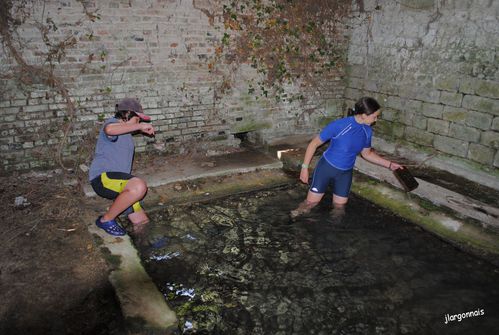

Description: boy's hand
[139,123,155,136]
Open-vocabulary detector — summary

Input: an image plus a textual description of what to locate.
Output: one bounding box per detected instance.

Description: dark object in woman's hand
[393,167,419,192]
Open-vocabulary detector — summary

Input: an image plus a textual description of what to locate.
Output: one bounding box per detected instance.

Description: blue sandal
[96,217,126,236]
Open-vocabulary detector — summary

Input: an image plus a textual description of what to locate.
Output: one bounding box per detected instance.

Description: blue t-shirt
[88,118,135,181]
[319,116,372,170]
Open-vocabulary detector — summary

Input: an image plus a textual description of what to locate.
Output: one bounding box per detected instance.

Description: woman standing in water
[291,97,402,219]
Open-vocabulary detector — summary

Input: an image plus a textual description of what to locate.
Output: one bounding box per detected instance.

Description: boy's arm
[105,118,155,136]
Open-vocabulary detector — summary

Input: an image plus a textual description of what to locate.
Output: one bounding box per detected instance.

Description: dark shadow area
[0,282,125,335]
[0,176,126,335]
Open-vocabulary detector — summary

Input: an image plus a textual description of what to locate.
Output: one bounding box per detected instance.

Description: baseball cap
[116,98,151,121]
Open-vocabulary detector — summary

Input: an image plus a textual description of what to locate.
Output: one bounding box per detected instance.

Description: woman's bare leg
[290,191,324,218]
[330,194,348,220]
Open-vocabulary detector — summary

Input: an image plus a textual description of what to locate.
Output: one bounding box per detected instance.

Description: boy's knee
[129,178,147,197]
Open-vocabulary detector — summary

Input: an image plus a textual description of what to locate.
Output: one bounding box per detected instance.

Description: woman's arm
[360,147,402,171]
[105,117,155,136]
[299,136,324,183]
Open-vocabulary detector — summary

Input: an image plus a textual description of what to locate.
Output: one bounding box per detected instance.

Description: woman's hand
[299,168,309,184]
[389,161,403,171]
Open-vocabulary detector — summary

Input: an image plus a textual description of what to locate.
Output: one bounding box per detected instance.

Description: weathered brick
[381,108,399,122]
[405,99,422,113]
[427,119,450,135]
[347,64,367,78]
[492,117,499,131]
[22,142,34,149]
[421,102,443,118]
[465,111,493,130]
[462,95,499,115]
[347,77,364,90]
[413,115,427,129]
[405,126,434,146]
[386,96,403,110]
[442,106,467,123]
[481,131,499,149]
[434,135,469,157]
[494,150,499,168]
[474,79,499,99]
[399,110,415,126]
[435,75,460,92]
[468,143,495,165]
[439,91,463,107]
[414,88,441,104]
[449,123,481,142]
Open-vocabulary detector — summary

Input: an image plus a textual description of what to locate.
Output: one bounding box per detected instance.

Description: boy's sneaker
[96,216,126,236]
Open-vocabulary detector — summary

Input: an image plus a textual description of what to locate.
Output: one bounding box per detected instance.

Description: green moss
[233,121,271,133]
[192,304,220,313]
[176,301,194,317]
[92,233,105,247]
[418,198,441,212]
[99,246,122,268]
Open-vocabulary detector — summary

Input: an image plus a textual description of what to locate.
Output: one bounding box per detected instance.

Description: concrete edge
[88,224,178,334]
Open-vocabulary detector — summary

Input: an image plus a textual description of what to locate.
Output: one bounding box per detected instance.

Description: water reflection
[141,185,499,334]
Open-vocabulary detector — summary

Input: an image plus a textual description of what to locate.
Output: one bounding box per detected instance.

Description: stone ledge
[84,150,283,197]
[86,215,177,334]
[372,137,499,191]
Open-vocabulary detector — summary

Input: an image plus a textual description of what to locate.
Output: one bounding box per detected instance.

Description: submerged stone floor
[142,185,499,334]
[84,138,499,334]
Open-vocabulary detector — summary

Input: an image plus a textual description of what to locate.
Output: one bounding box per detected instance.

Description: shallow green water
[141,184,499,334]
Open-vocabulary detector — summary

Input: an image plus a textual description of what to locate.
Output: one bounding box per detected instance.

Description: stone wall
[0,0,348,172]
[345,0,499,169]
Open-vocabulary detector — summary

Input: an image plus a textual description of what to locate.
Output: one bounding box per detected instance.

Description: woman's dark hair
[347,97,380,116]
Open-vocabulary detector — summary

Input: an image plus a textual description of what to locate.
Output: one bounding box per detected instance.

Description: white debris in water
[183,320,193,331]
[176,288,196,299]
[184,233,197,241]
[149,251,181,261]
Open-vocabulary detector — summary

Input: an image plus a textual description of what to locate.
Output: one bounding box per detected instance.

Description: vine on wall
[214,0,351,104]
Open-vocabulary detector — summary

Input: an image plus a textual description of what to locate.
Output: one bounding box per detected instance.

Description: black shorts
[90,172,143,213]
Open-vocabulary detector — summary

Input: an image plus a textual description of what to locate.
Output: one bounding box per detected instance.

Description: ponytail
[348,97,380,116]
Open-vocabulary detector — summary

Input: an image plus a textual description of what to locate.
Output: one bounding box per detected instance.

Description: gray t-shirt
[89,118,135,181]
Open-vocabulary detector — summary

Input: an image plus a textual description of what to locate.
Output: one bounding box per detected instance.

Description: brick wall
[0,0,348,172]
[345,0,499,169]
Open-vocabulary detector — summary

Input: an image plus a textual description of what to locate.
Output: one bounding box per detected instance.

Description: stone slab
[88,222,177,334]
[84,150,283,197]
